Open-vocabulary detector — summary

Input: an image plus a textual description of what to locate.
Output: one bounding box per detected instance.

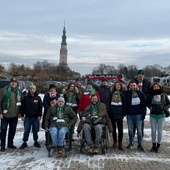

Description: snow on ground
[0,94,170,170]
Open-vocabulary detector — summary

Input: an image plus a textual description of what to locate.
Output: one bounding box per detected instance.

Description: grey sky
[0,0,170,75]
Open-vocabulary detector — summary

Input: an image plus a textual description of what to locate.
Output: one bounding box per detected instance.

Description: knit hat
[137,69,144,75]
[29,84,36,90]
[87,81,94,87]
[10,77,18,83]
[49,84,56,90]
[57,97,65,103]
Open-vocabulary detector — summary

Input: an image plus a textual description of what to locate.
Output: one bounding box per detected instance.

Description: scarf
[55,106,64,119]
[90,102,99,117]
[67,91,76,104]
[131,90,141,105]
[3,85,22,114]
[84,88,96,97]
[111,91,122,106]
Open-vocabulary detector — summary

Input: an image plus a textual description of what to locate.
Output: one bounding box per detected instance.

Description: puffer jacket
[45,105,78,129]
[77,102,113,133]
[0,86,23,118]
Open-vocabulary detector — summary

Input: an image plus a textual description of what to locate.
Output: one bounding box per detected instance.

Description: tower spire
[61,21,67,45]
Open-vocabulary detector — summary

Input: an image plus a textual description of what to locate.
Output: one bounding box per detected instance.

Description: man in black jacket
[134,69,151,137]
[19,84,42,149]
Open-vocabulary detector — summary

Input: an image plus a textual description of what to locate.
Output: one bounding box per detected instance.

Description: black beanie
[49,84,56,90]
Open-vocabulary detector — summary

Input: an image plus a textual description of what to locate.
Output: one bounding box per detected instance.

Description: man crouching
[77,94,113,154]
[45,97,77,154]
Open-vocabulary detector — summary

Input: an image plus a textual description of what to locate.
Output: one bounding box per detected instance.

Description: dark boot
[155,143,160,153]
[112,141,117,149]
[150,143,156,152]
[118,142,125,151]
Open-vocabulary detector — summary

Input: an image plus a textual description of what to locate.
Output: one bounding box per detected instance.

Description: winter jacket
[147,89,170,116]
[94,85,111,112]
[109,91,126,120]
[134,78,151,98]
[0,86,23,118]
[125,90,146,118]
[21,91,42,118]
[77,102,113,133]
[45,105,78,129]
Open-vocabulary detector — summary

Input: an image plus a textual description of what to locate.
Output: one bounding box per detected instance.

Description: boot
[118,142,125,151]
[53,146,58,154]
[155,143,160,153]
[57,146,63,154]
[150,143,156,152]
[112,141,117,149]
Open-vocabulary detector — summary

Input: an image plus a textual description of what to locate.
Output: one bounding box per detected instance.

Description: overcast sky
[0,0,170,75]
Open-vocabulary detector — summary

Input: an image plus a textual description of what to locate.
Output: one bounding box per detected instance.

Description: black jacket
[21,91,42,118]
[109,91,126,120]
[125,90,146,118]
[94,85,111,112]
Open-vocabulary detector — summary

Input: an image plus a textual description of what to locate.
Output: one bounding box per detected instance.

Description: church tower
[59,24,68,65]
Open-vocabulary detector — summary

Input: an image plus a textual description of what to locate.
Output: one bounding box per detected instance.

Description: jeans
[127,115,142,145]
[49,126,68,146]
[23,117,40,142]
[150,116,165,144]
[1,117,18,148]
[83,123,103,147]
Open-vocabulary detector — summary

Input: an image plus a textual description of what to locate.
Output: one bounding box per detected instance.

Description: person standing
[42,84,60,145]
[78,81,100,113]
[0,77,22,151]
[63,83,79,135]
[134,69,151,137]
[109,81,126,151]
[94,78,111,115]
[125,80,146,151]
[19,84,42,149]
[147,82,170,153]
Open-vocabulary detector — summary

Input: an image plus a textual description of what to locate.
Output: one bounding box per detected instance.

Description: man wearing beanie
[19,84,43,149]
[0,77,22,151]
[134,69,151,138]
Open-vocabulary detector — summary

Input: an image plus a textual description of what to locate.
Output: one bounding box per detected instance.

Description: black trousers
[111,119,123,143]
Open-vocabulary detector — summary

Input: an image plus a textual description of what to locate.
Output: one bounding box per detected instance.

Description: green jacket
[0,86,23,118]
[45,105,78,129]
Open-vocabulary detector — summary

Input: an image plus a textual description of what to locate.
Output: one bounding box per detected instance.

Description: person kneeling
[77,94,113,154]
[45,97,77,154]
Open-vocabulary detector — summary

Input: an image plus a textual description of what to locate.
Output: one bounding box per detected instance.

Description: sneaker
[87,146,94,153]
[126,143,134,149]
[19,142,27,149]
[93,146,99,153]
[138,144,144,152]
[57,146,63,154]
[8,145,17,149]
[34,141,41,148]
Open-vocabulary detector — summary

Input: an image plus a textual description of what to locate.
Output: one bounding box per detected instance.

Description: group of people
[0,69,170,155]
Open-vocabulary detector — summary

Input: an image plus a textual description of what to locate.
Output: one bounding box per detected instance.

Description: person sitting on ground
[77,94,113,154]
[19,84,42,149]
[45,97,77,154]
